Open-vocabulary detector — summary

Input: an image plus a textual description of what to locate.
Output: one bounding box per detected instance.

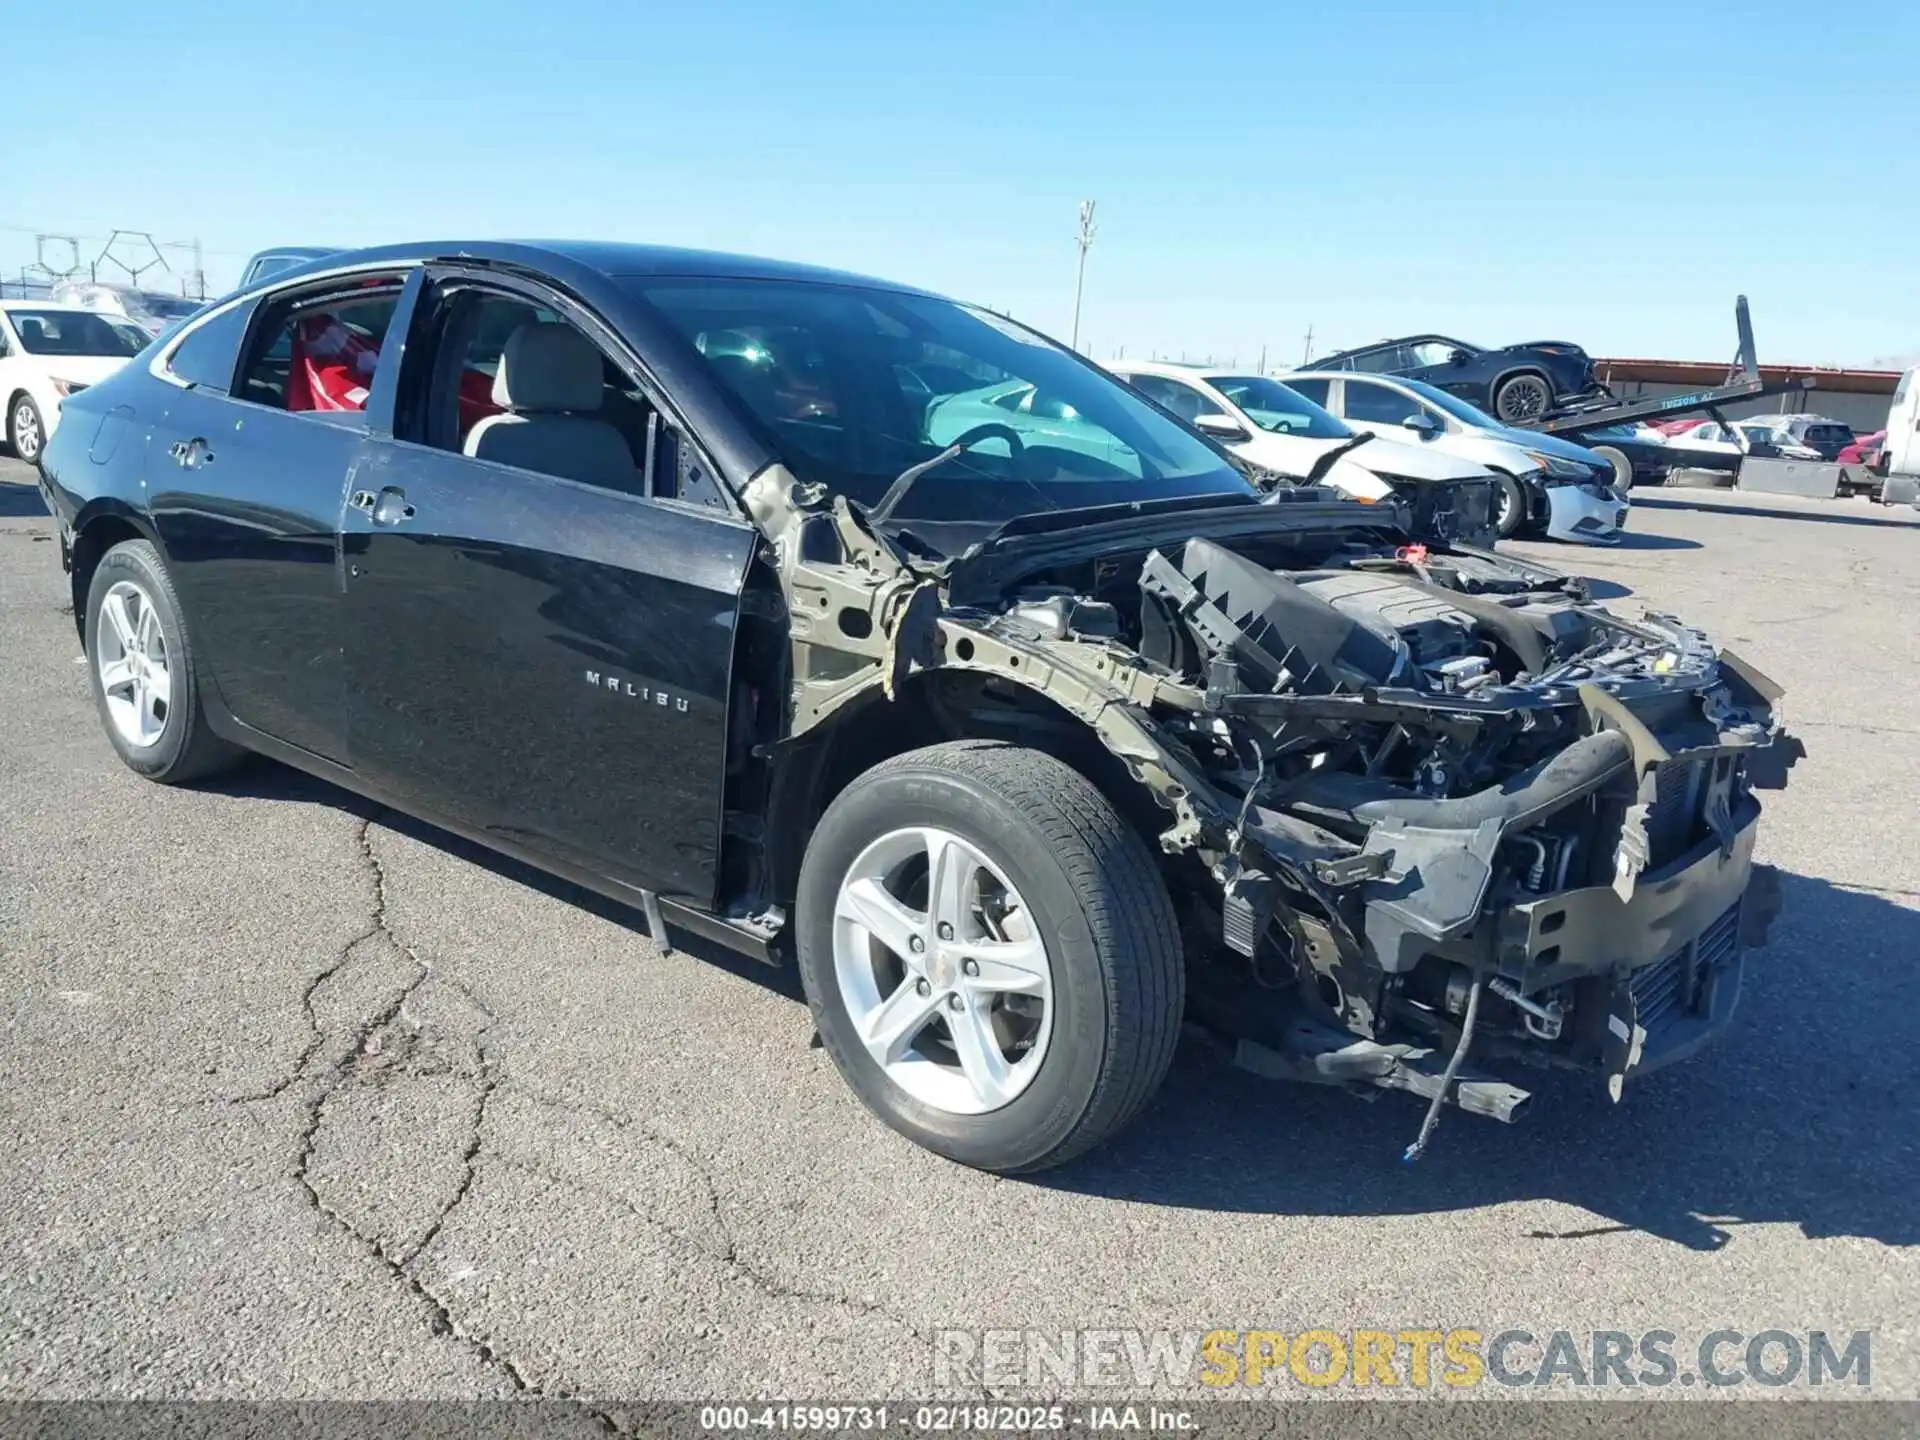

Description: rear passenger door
[147,267,412,763]
[341,269,754,906]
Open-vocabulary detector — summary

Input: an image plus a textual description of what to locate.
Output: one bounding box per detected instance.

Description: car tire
[1493,472,1528,537]
[84,538,245,784]
[796,739,1183,1174]
[8,392,45,466]
[1492,372,1552,424]
[1590,445,1635,496]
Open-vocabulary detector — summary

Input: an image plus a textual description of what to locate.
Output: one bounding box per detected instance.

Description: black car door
[146,267,414,763]
[1401,338,1473,398]
[340,270,755,907]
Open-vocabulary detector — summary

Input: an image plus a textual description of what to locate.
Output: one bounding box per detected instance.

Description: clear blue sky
[6,0,1915,367]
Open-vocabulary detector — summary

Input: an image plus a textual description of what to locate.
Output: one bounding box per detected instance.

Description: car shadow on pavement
[201,761,805,1001]
[206,764,1916,1250]
[1636,494,1920,530]
[1044,870,1920,1251]
[0,479,50,517]
[1604,531,1702,551]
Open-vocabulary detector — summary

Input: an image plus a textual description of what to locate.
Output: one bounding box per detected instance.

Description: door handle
[169,437,213,469]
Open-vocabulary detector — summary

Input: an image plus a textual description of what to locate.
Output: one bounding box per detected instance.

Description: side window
[1284,376,1330,406]
[1127,375,1209,423]
[1406,340,1454,368]
[164,303,253,394]
[1351,345,1412,374]
[238,281,402,414]
[1345,380,1422,425]
[406,286,724,508]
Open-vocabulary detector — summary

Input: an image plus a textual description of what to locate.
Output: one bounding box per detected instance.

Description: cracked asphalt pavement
[2,458,1917,1405]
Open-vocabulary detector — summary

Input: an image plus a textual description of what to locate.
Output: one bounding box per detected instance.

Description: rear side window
[238,281,403,414]
[164,304,253,394]
[1285,376,1331,406]
[1126,374,1211,422]
[1344,380,1422,425]
[1351,345,1410,374]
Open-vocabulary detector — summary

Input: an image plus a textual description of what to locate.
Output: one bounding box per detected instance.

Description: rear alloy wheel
[1493,472,1528,537]
[85,538,245,784]
[797,740,1183,1173]
[1493,372,1552,424]
[8,394,44,465]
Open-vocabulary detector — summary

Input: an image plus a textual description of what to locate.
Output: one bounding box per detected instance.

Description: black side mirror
[1449,349,1470,365]
[1195,412,1251,444]
[1401,411,1443,438]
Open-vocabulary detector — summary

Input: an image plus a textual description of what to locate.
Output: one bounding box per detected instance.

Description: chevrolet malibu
[37,242,1795,1172]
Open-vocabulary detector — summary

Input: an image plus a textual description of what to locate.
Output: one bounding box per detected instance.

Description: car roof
[1286,368,1408,385]
[1110,360,1237,380]
[275,239,941,299]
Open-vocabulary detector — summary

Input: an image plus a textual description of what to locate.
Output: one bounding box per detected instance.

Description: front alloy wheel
[9,395,44,464]
[832,825,1054,1114]
[1494,472,1527,537]
[797,740,1184,1173]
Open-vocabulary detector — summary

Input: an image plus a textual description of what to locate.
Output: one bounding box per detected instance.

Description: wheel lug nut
[908,935,925,954]
[947,993,964,1012]
[937,922,954,941]
[915,979,931,997]
[962,959,979,977]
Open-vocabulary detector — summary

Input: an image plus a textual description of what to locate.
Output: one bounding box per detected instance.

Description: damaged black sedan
[37,242,1796,1173]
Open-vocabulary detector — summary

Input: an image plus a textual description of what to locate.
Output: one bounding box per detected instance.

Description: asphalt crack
[227,813,625,1432]
[225,816,385,1104]
[508,1085,991,1397]
[230,815,963,1408]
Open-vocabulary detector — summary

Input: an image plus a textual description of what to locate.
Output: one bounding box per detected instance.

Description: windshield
[1399,377,1502,430]
[5,310,148,358]
[1207,376,1350,439]
[630,278,1252,526]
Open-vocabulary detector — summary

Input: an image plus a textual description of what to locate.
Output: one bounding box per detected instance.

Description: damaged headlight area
[1039,531,1795,1156]
[765,470,1797,1161]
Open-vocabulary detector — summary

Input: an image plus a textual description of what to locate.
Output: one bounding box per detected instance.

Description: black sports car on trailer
[36,241,1795,1172]
[1311,333,1609,424]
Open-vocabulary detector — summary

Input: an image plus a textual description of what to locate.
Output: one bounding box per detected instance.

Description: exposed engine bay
[746,475,1800,1154]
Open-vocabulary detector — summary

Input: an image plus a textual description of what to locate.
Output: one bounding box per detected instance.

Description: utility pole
[1301,324,1315,365]
[1258,343,1268,374]
[1069,200,1097,353]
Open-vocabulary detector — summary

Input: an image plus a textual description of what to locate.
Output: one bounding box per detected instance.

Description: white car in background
[0,302,151,466]
[1665,418,1819,462]
[1284,370,1629,543]
[48,280,204,338]
[1109,361,1493,503]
